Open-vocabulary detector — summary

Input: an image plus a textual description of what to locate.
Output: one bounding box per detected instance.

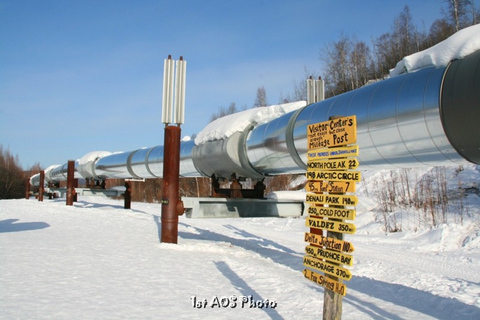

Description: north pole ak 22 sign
[303,115,358,297]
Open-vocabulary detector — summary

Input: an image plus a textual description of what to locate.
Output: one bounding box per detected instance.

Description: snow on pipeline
[1,166,480,319]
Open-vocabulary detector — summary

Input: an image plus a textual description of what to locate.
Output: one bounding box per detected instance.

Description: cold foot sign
[303,115,358,297]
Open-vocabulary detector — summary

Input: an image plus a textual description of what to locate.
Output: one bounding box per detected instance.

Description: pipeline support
[38,171,45,202]
[161,125,182,243]
[66,160,75,206]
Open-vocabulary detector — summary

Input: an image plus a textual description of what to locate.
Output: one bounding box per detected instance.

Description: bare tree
[350,41,373,89]
[0,145,25,199]
[428,18,456,45]
[281,66,320,103]
[253,86,268,107]
[443,0,473,31]
[321,33,374,97]
[210,102,238,122]
[373,5,426,77]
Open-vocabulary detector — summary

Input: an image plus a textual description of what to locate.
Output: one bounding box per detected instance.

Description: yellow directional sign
[305,245,354,266]
[306,217,356,234]
[307,116,357,149]
[306,170,361,182]
[305,232,355,253]
[308,205,356,220]
[303,255,352,281]
[306,193,358,206]
[307,158,359,171]
[303,269,347,296]
[307,145,359,160]
[306,180,356,194]
[305,115,358,295]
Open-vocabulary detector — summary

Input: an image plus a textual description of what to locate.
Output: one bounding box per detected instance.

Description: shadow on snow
[0,218,50,233]
[169,220,480,320]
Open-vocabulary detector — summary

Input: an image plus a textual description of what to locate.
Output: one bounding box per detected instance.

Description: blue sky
[1,0,444,169]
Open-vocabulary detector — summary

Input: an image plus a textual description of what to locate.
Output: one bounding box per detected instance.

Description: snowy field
[1,166,480,319]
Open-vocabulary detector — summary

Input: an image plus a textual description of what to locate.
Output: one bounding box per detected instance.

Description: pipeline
[30,48,480,187]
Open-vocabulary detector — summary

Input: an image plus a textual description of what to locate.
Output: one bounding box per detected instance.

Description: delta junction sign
[302,115,359,298]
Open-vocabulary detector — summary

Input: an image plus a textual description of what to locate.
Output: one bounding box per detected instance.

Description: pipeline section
[30,50,480,187]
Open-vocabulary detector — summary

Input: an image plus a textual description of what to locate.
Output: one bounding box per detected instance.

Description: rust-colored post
[38,171,45,202]
[161,125,181,243]
[124,181,131,209]
[73,178,78,202]
[25,178,30,199]
[66,160,75,206]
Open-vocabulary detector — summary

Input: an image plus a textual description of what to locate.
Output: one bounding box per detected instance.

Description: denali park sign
[303,115,359,320]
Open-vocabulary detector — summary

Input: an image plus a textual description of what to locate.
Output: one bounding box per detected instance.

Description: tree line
[211,0,479,120]
[320,1,479,98]
[0,145,39,199]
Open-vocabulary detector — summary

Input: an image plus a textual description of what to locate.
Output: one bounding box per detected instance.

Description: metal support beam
[38,170,45,202]
[161,125,182,243]
[73,178,78,202]
[124,181,131,209]
[66,160,75,206]
[25,178,30,199]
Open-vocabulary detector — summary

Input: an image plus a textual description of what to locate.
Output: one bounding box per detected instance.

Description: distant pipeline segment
[30,50,480,186]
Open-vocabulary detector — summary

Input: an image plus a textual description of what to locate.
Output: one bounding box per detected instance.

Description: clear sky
[1,0,444,169]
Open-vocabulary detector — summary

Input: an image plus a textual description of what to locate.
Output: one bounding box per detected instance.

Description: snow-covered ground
[1,166,479,319]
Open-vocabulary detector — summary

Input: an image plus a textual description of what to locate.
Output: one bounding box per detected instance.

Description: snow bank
[1,190,479,319]
[194,101,306,145]
[390,24,480,76]
[266,190,307,201]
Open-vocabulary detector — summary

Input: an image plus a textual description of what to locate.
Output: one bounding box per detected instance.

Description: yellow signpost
[307,115,357,149]
[305,245,354,266]
[306,180,356,194]
[307,206,356,220]
[306,217,356,234]
[306,170,361,182]
[303,115,359,319]
[304,232,355,253]
[303,255,352,281]
[307,158,359,171]
[303,269,346,296]
[307,145,359,160]
[306,193,358,206]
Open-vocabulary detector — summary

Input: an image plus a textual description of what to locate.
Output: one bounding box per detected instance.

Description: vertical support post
[160,54,186,243]
[38,171,45,202]
[161,125,181,243]
[66,160,75,206]
[322,229,343,320]
[124,181,131,209]
[323,115,344,320]
[307,76,315,105]
[73,178,78,202]
[316,77,325,102]
[25,178,30,199]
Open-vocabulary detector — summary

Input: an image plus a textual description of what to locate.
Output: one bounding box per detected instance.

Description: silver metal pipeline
[30,49,480,187]
[247,49,480,172]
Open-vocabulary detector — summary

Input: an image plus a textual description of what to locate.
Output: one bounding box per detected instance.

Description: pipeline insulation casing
[246,52,479,175]
[30,49,480,187]
[440,49,480,164]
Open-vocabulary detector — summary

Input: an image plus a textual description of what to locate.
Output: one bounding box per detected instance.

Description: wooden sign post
[303,115,359,320]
